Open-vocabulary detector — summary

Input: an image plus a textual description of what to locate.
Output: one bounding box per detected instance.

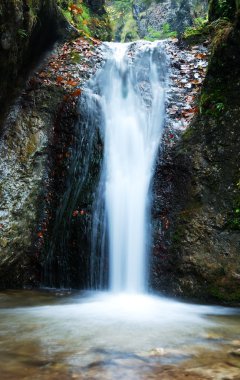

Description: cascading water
[90,41,168,293]
[2,41,240,380]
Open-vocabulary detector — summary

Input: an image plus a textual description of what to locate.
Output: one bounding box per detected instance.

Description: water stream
[1,42,240,379]
[0,290,240,380]
[91,41,167,291]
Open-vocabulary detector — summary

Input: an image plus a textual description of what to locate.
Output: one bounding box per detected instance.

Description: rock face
[0,37,104,288]
[208,0,238,22]
[0,1,106,288]
[0,0,69,122]
[107,0,208,42]
[0,67,63,287]
[85,0,106,15]
[151,17,240,304]
[132,0,208,39]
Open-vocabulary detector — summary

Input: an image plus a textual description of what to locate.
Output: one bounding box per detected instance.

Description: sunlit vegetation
[106,0,138,41]
[57,0,111,40]
[106,0,178,41]
[146,24,177,41]
[106,0,208,42]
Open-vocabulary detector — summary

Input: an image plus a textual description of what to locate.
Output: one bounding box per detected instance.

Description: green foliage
[107,0,133,13]
[146,27,162,40]
[200,90,226,116]
[121,13,139,41]
[146,24,177,41]
[58,0,111,40]
[209,0,237,21]
[215,102,225,112]
[106,0,139,41]
[194,17,207,27]
[17,29,28,38]
[183,16,208,42]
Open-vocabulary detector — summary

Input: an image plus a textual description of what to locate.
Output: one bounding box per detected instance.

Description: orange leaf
[195,53,206,59]
[67,80,79,86]
[37,232,44,239]
[69,4,83,14]
[70,88,81,97]
[56,76,64,83]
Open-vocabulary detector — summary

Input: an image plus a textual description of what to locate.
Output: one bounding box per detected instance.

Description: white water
[1,290,239,380]
[92,42,167,293]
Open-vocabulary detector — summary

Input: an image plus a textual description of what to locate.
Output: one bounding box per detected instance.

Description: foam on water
[90,41,168,292]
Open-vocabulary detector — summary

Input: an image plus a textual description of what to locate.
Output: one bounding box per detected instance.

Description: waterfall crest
[90,41,168,293]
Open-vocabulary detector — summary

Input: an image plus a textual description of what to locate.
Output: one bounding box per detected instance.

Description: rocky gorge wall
[0,0,107,288]
[0,0,70,123]
[133,0,208,38]
[1,0,240,305]
[151,3,240,304]
[106,0,208,42]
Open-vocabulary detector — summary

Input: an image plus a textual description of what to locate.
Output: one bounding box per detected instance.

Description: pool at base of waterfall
[0,290,240,380]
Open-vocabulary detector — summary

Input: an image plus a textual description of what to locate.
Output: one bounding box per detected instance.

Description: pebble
[229,348,240,357]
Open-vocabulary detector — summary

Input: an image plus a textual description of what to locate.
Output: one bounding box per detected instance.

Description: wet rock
[230,340,240,347]
[132,0,208,39]
[0,37,104,288]
[1,31,12,50]
[229,349,240,357]
[0,0,70,122]
[201,333,223,341]
[151,20,240,304]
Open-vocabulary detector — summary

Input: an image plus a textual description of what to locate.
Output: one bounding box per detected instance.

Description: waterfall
[91,41,168,293]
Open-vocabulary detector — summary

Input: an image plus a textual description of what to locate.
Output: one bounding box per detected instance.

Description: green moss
[210,18,233,51]
[121,13,139,42]
[71,51,83,64]
[209,0,237,22]
[183,20,209,44]
[200,89,227,115]
[17,29,28,38]
[182,126,194,139]
[58,0,111,40]
[106,0,139,41]
[209,284,240,302]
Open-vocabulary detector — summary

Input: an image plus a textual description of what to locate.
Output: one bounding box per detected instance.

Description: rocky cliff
[106,0,208,42]
[0,0,70,123]
[1,0,240,303]
[0,0,109,122]
[0,0,107,288]
[152,2,240,304]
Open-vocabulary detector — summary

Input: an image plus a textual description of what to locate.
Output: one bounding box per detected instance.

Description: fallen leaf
[195,53,207,59]
[56,76,64,83]
[67,80,79,86]
[70,88,81,97]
